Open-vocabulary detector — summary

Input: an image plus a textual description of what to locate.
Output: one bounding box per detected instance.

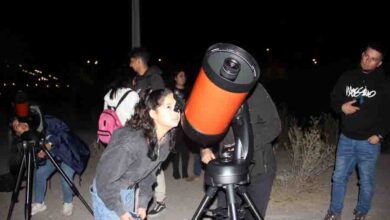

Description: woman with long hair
[92,88,180,220]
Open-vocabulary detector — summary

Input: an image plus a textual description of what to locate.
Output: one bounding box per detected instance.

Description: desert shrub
[288,115,338,182]
[276,113,338,191]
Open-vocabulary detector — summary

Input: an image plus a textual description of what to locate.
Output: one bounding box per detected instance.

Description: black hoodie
[331,68,390,139]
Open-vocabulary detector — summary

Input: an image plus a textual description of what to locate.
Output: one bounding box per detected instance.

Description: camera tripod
[7,137,93,220]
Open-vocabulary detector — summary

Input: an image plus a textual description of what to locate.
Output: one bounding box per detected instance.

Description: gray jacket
[134,65,165,95]
[95,127,171,216]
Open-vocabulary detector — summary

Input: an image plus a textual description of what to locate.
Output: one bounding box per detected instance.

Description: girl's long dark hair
[128,88,176,160]
[108,67,133,99]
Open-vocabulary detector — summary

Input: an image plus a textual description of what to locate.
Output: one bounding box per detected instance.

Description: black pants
[217,171,276,219]
[172,129,189,179]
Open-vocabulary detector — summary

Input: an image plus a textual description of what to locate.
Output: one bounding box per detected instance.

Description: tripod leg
[41,147,94,215]
[236,186,263,220]
[25,147,34,220]
[192,186,218,220]
[7,153,26,220]
[226,184,238,220]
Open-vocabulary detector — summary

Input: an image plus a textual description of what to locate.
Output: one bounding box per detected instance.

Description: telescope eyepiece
[220,57,240,81]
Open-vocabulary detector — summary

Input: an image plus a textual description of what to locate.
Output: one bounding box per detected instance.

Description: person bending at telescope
[92,88,180,220]
[201,82,281,219]
[11,110,90,216]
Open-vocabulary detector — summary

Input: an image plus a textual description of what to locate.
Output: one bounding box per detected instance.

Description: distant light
[312,58,318,65]
[26,84,29,87]
[46,85,50,88]
[94,60,98,65]
[266,48,270,52]
[18,64,23,68]
[87,60,90,64]
[48,74,52,78]
[66,84,70,88]
[158,58,162,62]
[3,83,6,87]
[12,82,15,86]
[35,83,39,87]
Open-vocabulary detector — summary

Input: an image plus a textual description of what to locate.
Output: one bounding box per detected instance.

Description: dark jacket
[247,83,281,176]
[220,83,281,176]
[95,127,172,216]
[44,115,90,174]
[330,68,390,139]
[134,65,165,95]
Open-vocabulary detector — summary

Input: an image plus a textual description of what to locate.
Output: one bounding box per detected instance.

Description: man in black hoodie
[324,43,390,220]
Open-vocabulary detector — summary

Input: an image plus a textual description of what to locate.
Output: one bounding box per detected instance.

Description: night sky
[1,1,390,116]
[2,1,389,71]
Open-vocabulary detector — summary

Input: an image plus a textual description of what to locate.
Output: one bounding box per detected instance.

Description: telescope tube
[182,43,260,145]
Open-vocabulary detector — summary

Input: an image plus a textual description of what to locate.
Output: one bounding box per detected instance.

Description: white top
[103,88,140,126]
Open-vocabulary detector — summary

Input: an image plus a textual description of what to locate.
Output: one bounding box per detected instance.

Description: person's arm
[330,75,348,114]
[137,169,156,210]
[201,148,216,164]
[96,143,137,217]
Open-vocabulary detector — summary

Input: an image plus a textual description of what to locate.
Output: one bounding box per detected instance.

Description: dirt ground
[1,125,389,219]
[266,150,390,220]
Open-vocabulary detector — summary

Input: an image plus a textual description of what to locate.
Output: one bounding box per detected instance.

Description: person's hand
[44,143,52,151]
[201,148,215,164]
[368,135,381,145]
[341,100,360,115]
[36,150,46,159]
[137,208,147,219]
[120,212,133,220]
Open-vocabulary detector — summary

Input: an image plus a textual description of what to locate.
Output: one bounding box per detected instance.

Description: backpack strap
[114,90,132,110]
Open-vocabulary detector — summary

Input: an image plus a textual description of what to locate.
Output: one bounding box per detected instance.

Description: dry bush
[276,114,338,193]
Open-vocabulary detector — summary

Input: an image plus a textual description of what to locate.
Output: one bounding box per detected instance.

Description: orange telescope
[182,43,260,145]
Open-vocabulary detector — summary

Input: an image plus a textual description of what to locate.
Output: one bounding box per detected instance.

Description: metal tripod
[192,158,263,220]
[7,140,93,220]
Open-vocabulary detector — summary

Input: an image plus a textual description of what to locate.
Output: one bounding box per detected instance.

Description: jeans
[91,180,137,220]
[34,161,75,203]
[330,134,380,214]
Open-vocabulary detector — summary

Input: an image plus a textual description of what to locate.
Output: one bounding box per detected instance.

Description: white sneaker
[62,202,73,216]
[31,202,47,215]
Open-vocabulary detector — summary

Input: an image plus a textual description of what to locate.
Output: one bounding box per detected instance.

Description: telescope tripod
[7,141,93,220]
[192,158,263,220]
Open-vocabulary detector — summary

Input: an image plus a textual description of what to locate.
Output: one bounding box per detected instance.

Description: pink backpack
[97,90,131,144]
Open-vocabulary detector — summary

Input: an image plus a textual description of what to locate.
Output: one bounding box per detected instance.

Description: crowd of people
[1,43,389,220]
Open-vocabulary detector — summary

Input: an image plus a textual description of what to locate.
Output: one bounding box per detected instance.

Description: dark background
[1,1,389,118]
